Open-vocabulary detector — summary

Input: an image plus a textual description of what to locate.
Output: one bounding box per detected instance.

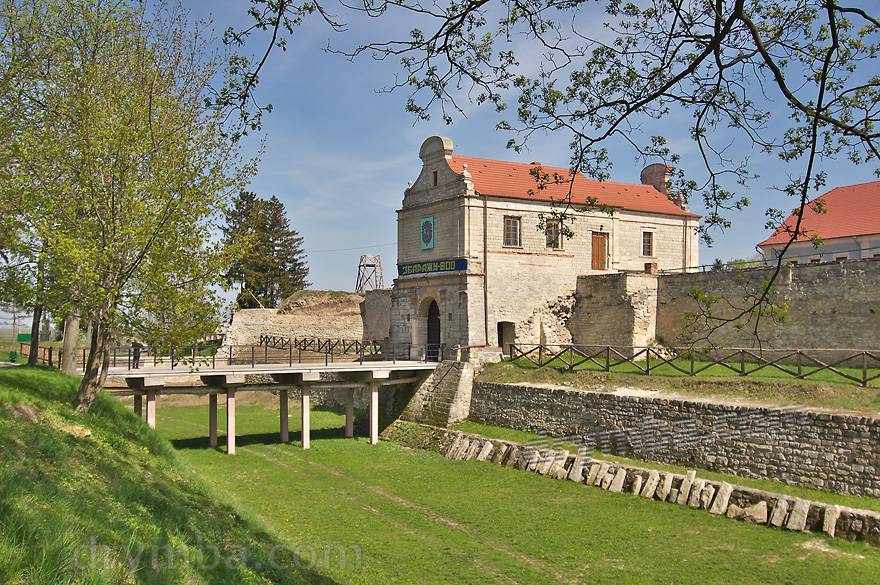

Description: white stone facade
[390,136,700,353]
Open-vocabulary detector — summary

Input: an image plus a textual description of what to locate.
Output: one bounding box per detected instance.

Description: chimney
[641,162,687,209]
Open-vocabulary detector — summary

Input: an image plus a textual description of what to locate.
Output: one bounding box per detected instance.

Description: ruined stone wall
[655,258,880,349]
[223,290,394,348]
[567,258,880,351]
[362,289,392,342]
[469,382,880,497]
[568,272,657,349]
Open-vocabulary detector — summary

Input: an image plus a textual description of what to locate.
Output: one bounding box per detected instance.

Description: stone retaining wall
[384,421,880,546]
[469,382,880,497]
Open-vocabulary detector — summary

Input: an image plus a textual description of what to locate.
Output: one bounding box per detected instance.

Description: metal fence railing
[507,344,880,387]
[15,340,448,372]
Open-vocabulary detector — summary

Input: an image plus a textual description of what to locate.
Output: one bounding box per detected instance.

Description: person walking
[131,338,144,369]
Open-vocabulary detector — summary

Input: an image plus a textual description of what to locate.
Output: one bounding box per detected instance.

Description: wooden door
[591,232,608,270]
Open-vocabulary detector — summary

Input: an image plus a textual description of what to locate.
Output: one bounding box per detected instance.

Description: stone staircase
[402,360,475,427]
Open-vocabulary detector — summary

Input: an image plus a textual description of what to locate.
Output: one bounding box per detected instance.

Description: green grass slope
[157,400,880,585]
[0,366,335,585]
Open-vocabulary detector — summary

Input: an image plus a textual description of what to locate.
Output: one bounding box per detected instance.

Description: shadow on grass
[171,427,348,451]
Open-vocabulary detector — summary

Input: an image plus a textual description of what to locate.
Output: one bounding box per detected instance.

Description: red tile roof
[446,155,699,218]
[758,181,880,247]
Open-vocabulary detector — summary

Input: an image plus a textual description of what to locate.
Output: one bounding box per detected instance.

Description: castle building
[390,136,700,357]
[758,181,880,264]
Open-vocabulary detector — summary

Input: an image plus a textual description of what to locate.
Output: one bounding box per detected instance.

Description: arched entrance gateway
[426,300,441,361]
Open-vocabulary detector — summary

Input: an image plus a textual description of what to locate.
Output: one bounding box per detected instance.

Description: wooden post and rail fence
[506,343,880,387]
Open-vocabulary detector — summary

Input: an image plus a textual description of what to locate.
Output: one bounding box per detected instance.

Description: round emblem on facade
[421,220,433,245]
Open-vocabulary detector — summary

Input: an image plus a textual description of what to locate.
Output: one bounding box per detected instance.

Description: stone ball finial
[419,135,454,162]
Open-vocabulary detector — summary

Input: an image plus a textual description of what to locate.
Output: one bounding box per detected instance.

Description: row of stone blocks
[385,422,880,546]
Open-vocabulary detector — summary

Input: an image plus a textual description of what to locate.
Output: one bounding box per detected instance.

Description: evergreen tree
[224,192,309,309]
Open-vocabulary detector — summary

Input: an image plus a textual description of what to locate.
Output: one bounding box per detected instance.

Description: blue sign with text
[398,258,468,277]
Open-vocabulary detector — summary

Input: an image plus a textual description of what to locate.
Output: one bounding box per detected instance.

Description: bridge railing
[16,340,450,372]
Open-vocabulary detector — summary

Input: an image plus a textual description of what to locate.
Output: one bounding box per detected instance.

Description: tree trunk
[27,304,43,366]
[75,320,111,413]
[61,312,80,374]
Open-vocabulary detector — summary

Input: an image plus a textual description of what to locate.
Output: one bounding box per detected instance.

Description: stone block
[600,471,615,490]
[786,499,811,531]
[476,441,494,461]
[709,483,733,515]
[491,443,508,464]
[567,455,586,482]
[769,499,789,527]
[657,473,673,501]
[668,488,679,503]
[444,435,462,459]
[609,468,627,492]
[822,506,841,537]
[586,462,601,485]
[640,470,660,498]
[688,479,706,508]
[631,475,643,495]
[728,501,767,524]
[594,462,610,486]
[676,471,697,505]
[536,449,555,475]
[465,440,481,460]
[699,484,716,510]
[504,445,521,467]
[453,438,470,460]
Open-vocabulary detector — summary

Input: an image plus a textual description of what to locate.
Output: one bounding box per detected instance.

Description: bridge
[107,341,439,455]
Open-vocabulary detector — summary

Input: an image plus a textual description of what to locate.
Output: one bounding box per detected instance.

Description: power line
[306,242,396,254]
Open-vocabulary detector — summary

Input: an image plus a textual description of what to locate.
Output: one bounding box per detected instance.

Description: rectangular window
[810,257,821,264]
[503,216,521,247]
[836,256,848,262]
[545,220,562,249]
[642,231,654,257]
[432,170,438,186]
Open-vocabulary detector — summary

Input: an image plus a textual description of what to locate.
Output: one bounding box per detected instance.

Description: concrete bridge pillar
[280,389,289,443]
[345,388,354,438]
[133,394,143,418]
[301,387,311,449]
[369,381,379,445]
[226,389,236,455]
[145,391,157,429]
[209,393,218,448]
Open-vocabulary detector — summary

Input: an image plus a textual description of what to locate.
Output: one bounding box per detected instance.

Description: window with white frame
[503,216,521,247]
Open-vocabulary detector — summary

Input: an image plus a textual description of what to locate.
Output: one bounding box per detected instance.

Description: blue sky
[186,1,879,292]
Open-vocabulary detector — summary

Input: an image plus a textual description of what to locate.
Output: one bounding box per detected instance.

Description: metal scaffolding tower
[355,255,385,293]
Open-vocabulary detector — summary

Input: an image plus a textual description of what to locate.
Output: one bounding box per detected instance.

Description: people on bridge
[131,339,144,369]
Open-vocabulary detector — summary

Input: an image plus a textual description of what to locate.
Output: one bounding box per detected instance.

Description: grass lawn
[0,366,332,584]
[154,397,880,584]
[480,361,880,415]
[451,420,880,513]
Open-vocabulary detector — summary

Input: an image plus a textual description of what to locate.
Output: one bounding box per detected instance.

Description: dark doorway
[426,300,441,361]
[497,321,516,357]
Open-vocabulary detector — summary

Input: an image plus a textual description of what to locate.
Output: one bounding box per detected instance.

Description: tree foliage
[223,0,878,345]
[223,191,310,309]
[0,0,251,409]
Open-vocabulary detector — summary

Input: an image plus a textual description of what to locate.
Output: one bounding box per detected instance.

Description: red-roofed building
[758,181,880,264]
[390,136,700,355]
